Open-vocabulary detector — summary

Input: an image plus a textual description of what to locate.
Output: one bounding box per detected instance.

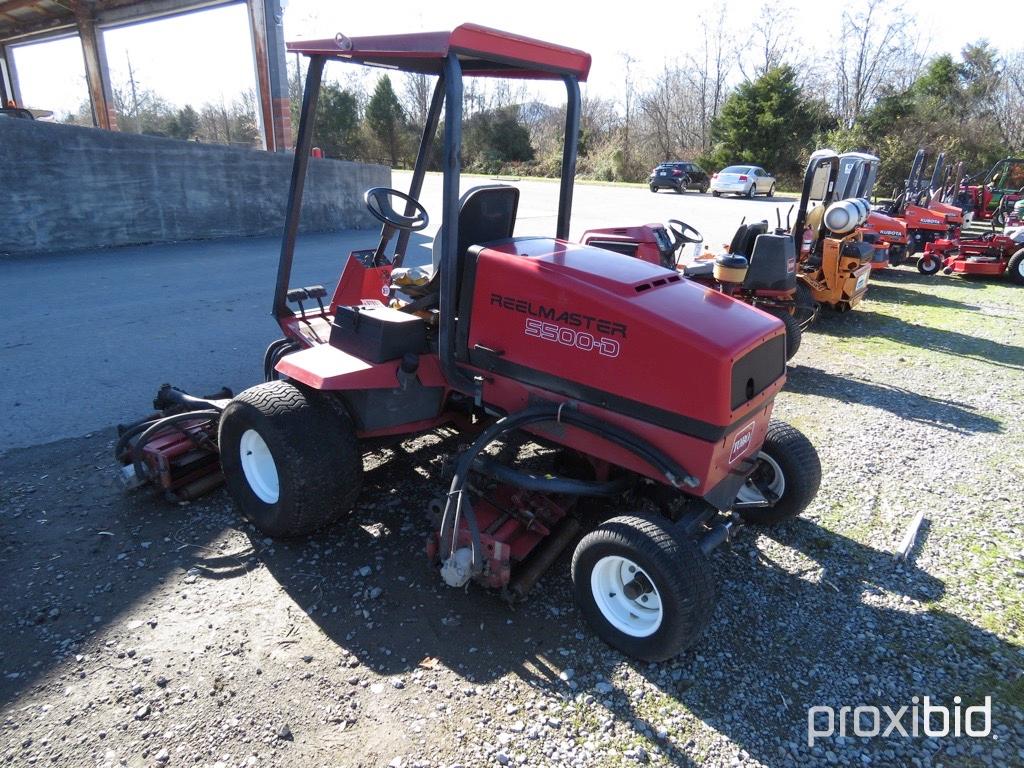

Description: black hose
[472,456,631,497]
[115,417,162,460]
[131,410,221,481]
[438,404,699,575]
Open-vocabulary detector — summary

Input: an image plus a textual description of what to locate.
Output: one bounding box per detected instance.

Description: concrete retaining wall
[0,119,389,255]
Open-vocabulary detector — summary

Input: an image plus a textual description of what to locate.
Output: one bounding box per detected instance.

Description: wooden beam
[73,1,117,130]
[246,0,275,151]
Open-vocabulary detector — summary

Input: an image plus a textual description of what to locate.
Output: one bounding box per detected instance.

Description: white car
[710,165,776,198]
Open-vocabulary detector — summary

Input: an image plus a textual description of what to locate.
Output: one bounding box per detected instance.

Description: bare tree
[738,2,800,80]
[832,0,926,127]
[682,2,733,151]
[993,50,1024,149]
[401,72,433,129]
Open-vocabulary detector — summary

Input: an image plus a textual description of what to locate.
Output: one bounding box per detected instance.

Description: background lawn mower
[958,156,1024,227]
[578,216,811,361]
[918,227,1024,284]
[119,24,823,662]
[793,150,875,312]
[835,151,909,270]
[874,149,960,261]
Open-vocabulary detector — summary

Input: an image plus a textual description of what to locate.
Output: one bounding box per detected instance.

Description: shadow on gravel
[5,429,1020,766]
[615,517,1019,766]
[865,282,982,312]
[870,267,990,290]
[785,364,1003,435]
[813,307,1024,371]
[0,431,241,708]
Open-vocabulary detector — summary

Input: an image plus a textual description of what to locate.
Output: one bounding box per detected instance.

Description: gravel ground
[1,266,1022,768]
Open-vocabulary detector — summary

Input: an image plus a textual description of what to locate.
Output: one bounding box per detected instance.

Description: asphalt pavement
[0,174,794,451]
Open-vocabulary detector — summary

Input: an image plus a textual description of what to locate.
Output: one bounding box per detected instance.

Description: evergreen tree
[365,75,405,166]
[709,65,822,178]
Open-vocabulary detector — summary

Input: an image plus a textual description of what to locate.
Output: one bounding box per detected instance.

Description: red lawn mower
[958,157,1024,227]
[874,149,962,263]
[918,228,1024,283]
[117,24,822,661]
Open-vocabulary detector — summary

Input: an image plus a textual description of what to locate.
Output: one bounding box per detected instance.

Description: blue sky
[9,0,1017,117]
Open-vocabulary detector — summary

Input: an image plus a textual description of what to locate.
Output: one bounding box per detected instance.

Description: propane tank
[823,198,870,234]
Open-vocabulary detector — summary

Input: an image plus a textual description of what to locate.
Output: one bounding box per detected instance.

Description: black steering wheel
[364,187,429,232]
[667,219,704,253]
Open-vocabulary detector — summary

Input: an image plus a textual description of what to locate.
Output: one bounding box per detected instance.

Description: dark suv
[649,161,710,194]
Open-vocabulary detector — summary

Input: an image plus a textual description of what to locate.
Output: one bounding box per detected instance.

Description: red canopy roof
[286,23,591,81]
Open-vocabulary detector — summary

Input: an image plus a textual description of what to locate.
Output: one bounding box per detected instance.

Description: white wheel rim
[735,451,786,505]
[239,429,279,504]
[590,556,663,638]
[1017,259,1024,278]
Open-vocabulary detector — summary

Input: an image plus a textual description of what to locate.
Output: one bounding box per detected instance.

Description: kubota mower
[161,24,822,662]
[579,217,810,361]
[874,149,959,258]
[835,152,908,270]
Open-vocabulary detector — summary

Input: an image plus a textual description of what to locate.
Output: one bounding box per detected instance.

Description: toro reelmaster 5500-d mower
[121,25,823,661]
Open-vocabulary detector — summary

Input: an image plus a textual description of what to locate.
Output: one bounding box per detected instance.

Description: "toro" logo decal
[524,318,621,358]
[729,421,757,464]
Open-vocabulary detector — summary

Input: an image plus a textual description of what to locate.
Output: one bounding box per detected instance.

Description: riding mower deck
[116,24,822,662]
[919,228,1024,284]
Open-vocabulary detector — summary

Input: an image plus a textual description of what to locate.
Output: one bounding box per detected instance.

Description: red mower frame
[120,24,824,663]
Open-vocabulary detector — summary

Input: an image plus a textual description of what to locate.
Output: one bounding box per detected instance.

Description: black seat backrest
[409,185,519,307]
[456,185,519,272]
[742,233,797,291]
[729,220,769,257]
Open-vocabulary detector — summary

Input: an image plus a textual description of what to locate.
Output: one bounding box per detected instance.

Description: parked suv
[649,161,710,193]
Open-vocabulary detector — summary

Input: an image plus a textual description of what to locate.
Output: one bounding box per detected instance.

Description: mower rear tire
[917,255,941,275]
[735,420,820,525]
[571,515,715,661]
[711,190,720,197]
[219,381,362,538]
[1008,249,1024,285]
[769,310,802,360]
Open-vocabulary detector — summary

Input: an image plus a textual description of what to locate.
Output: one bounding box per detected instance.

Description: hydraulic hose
[438,404,699,575]
[472,456,631,497]
[131,410,221,481]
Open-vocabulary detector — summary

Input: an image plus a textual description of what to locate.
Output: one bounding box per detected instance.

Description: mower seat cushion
[682,261,715,278]
[742,234,797,291]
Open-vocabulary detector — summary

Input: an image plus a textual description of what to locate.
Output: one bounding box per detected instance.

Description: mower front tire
[219,381,362,538]
[571,515,715,661]
[735,420,820,525]
[917,255,941,275]
[769,310,802,360]
[1008,249,1024,285]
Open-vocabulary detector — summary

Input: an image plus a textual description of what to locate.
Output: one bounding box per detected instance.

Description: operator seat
[401,185,519,307]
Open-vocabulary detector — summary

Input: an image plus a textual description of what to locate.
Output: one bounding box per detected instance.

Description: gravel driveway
[1,266,1021,768]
